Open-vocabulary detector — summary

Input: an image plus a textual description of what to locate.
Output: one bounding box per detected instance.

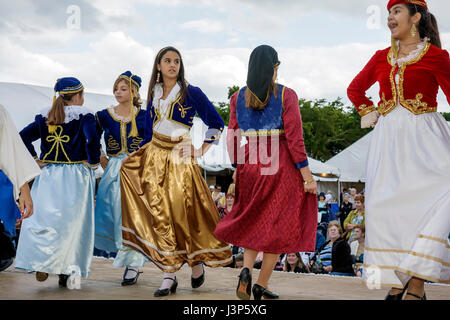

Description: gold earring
[410,24,417,37]
[156,71,160,83]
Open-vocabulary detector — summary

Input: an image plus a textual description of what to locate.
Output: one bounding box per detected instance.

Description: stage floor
[1,257,449,300]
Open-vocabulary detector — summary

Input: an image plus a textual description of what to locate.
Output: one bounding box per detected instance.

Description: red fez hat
[387,0,428,11]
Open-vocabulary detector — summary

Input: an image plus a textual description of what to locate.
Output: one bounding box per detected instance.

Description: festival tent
[325,131,373,183]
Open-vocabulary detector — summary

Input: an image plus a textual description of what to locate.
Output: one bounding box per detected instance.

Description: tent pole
[338,179,341,205]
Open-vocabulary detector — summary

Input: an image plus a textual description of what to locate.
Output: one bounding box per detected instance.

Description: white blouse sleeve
[0,104,41,200]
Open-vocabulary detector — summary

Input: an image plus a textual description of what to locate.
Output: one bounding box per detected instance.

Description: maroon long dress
[214,85,317,253]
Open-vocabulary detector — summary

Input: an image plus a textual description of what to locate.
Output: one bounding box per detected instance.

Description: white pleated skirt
[362,105,450,289]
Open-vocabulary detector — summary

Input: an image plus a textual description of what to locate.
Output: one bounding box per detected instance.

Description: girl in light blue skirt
[94,71,148,285]
[14,77,100,287]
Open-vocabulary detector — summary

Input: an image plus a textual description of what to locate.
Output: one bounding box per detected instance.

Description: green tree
[441,112,450,121]
[214,101,231,126]
[213,86,240,126]
[300,98,372,161]
[228,86,240,99]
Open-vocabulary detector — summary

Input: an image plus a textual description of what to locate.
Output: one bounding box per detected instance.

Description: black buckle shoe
[236,267,252,300]
[252,283,279,300]
[191,263,205,289]
[0,258,13,272]
[121,266,142,286]
[58,274,69,288]
[154,276,178,297]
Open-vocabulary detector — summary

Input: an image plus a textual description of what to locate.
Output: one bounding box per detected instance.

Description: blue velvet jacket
[20,106,101,166]
[96,108,146,157]
[140,84,224,146]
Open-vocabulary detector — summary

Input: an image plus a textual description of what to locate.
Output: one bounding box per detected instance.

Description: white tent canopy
[308,157,340,180]
[325,132,373,183]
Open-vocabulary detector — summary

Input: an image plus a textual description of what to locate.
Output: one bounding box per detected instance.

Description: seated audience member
[283,252,310,273]
[318,192,329,223]
[218,184,235,219]
[337,193,353,229]
[309,221,355,277]
[348,187,357,209]
[234,253,244,269]
[212,185,225,207]
[343,194,365,242]
[350,225,365,277]
[274,254,285,271]
[315,228,326,253]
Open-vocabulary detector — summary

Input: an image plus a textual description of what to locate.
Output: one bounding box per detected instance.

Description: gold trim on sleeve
[358,104,377,117]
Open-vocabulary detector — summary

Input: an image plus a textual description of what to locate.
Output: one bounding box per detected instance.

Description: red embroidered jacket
[347,43,450,117]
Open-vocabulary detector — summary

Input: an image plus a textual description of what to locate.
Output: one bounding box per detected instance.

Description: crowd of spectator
[213,182,366,278]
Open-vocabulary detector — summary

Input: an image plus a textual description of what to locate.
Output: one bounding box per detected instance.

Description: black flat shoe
[252,283,279,300]
[236,267,252,300]
[191,263,205,289]
[121,266,142,286]
[154,277,178,297]
[58,274,69,288]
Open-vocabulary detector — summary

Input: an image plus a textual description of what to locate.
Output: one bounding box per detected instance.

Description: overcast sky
[1,0,449,111]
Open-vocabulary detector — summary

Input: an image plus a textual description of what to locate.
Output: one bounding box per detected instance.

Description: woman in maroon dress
[214,45,318,300]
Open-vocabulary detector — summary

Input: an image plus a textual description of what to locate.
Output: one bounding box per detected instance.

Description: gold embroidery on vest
[43,125,71,162]
[107,135,121,151]
[398,63,435,115]
[177,104,192,118]
[130,137,143,151]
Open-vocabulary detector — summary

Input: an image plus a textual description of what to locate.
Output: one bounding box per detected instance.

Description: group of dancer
[0,0,448,300]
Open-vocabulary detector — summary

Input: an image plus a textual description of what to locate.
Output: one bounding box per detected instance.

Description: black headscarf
[246,45,280,104]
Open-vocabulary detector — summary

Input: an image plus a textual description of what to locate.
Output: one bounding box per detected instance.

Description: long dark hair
[147,46,188,104]
[405,4,441,49]
[47,91,83,125]
[284,252,309,272]
[244,80,278,110]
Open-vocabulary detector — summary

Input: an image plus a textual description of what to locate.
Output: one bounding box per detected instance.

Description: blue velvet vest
[236,84,286,136]
[96,108,146,157]
[19,112,101,166]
